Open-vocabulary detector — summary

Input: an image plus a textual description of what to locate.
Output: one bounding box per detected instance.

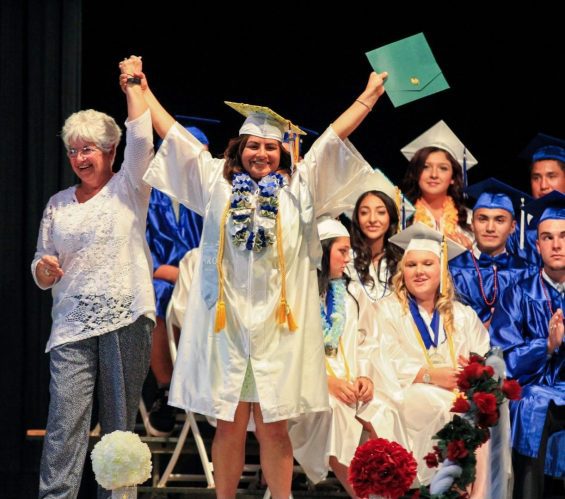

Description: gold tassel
[395,187,402,233]
[286,308,298,332]
[441,236,448,297]
[214,300,226,332]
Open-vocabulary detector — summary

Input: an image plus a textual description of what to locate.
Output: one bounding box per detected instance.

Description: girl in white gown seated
[373,223,490,491]
[290,218,405,498]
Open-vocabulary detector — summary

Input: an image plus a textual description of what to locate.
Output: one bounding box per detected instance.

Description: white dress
[143,123,372,423]
[373,295,490,485]
[289,281,407,483]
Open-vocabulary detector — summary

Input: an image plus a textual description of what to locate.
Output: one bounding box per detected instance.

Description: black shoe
[147,387,176,437]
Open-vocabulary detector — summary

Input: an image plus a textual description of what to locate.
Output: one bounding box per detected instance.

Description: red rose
[451,395,471,413]
[469,353,485,364]
[477,410,499,428]
[473,392,498,414]
[348,438,417,499]
[424,452,439,468]
[502,379,522,400]
[446,439,469,461]
[458,362,488,389]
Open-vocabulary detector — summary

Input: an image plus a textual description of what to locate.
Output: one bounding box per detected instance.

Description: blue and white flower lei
[320,279,347,350]
[229,172,286,252]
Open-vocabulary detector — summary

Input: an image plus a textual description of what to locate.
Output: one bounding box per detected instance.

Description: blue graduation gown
[450,250,537,323]
[146,189,203,317]
[506,221,541,267]
[489,273,565,473]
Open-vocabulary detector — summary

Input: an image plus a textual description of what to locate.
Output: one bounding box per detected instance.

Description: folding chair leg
[188,412,215,487]
[157,417,192,487]
[139,399,151,435]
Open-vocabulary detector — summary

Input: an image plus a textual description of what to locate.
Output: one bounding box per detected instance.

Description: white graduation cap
[401,121,478,186]
[317,217,350,241]
[342,168,415,229]
[389,222,466,296]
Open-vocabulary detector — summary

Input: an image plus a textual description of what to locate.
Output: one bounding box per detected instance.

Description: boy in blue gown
[449,178,536,327]
[507,133,565,266]
[490,191,565,498]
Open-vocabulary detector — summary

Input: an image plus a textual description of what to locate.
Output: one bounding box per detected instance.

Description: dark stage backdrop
[1,1,564,495]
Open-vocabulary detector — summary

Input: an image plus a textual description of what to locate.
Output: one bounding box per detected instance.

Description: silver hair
[61,109,122,152]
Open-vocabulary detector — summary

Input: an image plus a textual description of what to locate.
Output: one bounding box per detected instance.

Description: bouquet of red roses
[348,437,417,499]
[418,350,521,498]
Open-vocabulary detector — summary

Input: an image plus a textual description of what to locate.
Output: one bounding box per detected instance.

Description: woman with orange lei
[401,121,476,248]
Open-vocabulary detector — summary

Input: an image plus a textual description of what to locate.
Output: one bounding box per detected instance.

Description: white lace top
[31,109,156,352]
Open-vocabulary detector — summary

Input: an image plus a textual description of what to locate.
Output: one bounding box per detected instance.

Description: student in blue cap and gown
[449,178,537,328]
[144,125,205,436]
[121,56,389,497]
[507,133,565,266]
[490,191,565,499]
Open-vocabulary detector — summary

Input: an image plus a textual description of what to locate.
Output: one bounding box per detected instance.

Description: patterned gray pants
[38,316,153,499]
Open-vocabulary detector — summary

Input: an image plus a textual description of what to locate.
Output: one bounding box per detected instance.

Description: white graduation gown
[143,123,372,423]
[289,281,405,483]
[373,295,490,485]
[346,255,392,304]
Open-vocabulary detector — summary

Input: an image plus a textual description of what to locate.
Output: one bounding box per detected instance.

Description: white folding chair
[156,297,215,488]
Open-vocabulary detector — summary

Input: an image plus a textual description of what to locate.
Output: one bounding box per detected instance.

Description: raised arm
[331,71,388,140]
[119,57,174,139]
[118,56,148,120]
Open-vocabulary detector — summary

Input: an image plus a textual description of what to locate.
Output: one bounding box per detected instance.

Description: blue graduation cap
[524,190,565,224]
[520,133,565,164]
[174,114,222,146]
[467,177,532,218]
[467,177,532,249]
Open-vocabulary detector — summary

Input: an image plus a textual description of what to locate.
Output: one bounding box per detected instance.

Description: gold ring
[43,268,51,276]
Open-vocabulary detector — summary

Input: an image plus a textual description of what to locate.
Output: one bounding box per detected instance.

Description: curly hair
[61,109,122,153]
[350,191,403,290]
[402,146,470,232]
[391,255,456,336]
[222,134,291,182]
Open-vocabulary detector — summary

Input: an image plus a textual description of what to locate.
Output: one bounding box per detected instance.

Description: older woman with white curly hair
[31,57,155,498]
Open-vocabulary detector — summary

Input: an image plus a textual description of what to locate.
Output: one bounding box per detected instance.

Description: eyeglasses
[67,145,100,158]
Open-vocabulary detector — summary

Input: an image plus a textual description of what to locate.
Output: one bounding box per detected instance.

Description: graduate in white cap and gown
[125,56,389,497]
[372,223,490,487]
[344,169,414,303]
[288,217,407,498]
[401,120,476,249]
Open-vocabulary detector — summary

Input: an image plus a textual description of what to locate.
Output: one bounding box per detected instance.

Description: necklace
[321,279,347,354]
[470,251,498,306]
[229,172,285,252]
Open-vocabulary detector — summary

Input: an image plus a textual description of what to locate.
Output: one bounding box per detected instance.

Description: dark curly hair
[402,146,470,231]
[222,134,291,182]
[350,191,402,291]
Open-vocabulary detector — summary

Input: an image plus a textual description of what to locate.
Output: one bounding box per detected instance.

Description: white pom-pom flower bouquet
[91,430,152,497]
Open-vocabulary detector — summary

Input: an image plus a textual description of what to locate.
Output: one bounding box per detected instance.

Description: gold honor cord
[213,201,231,332]
[325,337,351,382]
[214,200,298,333]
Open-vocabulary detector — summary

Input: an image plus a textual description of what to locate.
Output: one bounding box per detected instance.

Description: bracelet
[126,76,141,85]
[355,99,372,111]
